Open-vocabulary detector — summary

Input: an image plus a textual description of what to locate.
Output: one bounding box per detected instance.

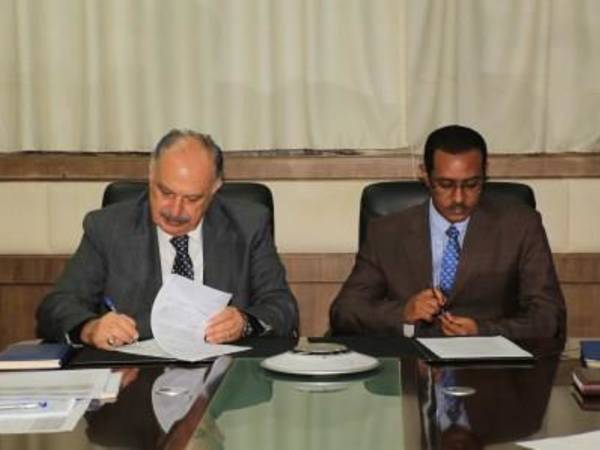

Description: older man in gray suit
[36,129,298,349]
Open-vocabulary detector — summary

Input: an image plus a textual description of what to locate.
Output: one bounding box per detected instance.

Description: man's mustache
[160,210,190,225]
[449,203,466,213]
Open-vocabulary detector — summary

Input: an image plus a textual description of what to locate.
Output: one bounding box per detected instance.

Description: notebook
[0,342,73,370]
[580,340,600,368]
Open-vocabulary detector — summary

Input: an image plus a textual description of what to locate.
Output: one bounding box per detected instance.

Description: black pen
[431,286,449,317]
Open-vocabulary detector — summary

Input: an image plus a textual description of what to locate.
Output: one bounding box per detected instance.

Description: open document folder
[416,336,534,362]
[117,274,248,362]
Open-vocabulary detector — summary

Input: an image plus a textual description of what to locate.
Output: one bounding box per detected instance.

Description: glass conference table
[0,337,599,450]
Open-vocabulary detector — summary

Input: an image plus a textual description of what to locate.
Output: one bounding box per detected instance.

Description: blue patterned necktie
[170,235,194,280]
[441,370,462,424]
[439,225,460,296]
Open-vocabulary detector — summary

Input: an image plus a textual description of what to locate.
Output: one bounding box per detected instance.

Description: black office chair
[102,180,275,237]
[359,181,536,246]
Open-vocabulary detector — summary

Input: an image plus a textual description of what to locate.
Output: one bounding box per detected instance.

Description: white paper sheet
[0,398,91,434]
[152,367,209,432]
[519,430,600,449]
[0,369,108,434]
[417,336,533,360]
[97,371,123,402]
[0,398,75,417]
[150,274,248,361]
[115,338,173,358]
[0,368,113,399]
[151,356,232,433]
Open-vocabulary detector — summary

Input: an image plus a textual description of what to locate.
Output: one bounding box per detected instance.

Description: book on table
[0,342,73,370]
[572,386,600,411]
[572,367,600,396]
[580,340,600,368]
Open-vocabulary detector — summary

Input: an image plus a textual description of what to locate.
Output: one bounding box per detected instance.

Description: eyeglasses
[431,177,484,193]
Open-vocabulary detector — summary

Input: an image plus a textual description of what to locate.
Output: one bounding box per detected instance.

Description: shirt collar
[156,219,203,243]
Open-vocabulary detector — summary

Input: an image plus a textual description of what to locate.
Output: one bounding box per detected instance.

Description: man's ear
[419,164,431,188]
[211,178,223,195]
[148,161,156,185]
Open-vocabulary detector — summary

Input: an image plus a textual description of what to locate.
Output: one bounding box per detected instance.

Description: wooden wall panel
[562,285,600,337]
[1,253,599,349]
[0,285,50,347]
[289,283,340,337]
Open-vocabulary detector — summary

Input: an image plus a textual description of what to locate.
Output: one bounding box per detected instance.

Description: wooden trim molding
[1,152,600,181]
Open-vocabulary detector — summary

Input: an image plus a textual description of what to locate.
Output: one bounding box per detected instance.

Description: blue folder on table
[0,342,73,370]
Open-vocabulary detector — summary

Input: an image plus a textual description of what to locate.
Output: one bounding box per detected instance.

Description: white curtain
[0,0,407,151]
[0,0,599,153]
[407,0,600,153]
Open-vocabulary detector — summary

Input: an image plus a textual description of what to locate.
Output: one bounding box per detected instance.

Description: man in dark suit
[36,129,298,349]
[330,125,565,338]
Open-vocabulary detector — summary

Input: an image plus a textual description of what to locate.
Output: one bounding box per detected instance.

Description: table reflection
[85,359,230,450]
[193,359,403,450]
[416,356,559,450]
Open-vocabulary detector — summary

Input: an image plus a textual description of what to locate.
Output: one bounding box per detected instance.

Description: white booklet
[416,336,533,361]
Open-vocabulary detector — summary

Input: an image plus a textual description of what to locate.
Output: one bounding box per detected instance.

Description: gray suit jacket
[330,195,566,339]
[36,192,298,341]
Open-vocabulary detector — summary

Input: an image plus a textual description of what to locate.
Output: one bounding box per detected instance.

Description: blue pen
[0,401,47,411]
[103,296,117,313]
[103,296,139,343]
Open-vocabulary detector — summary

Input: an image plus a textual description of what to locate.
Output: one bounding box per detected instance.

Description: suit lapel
[202,198,243,295]
[132,196,162,299]
[401,203,433,289]
[451,199,494,299]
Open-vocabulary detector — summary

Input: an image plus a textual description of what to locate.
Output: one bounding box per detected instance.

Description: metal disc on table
[442,386,476,397]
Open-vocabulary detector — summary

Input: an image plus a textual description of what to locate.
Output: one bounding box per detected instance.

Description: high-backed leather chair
[359,181,536,245]
[102,180,275,237]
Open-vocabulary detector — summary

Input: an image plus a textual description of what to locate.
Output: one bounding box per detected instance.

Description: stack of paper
[0,368,119,434]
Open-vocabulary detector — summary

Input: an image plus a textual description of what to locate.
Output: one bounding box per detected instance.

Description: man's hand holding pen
[439,313,478,336]
[434,288,479,335]
[403,287,447,323]
[80,296,139,350]
[403,287,479,335]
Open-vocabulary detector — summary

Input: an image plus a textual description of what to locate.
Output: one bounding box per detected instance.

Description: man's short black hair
[152,129,224,179]
[424,125,487,176]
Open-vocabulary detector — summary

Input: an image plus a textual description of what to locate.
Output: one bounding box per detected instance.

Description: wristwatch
[242,313,255,337]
